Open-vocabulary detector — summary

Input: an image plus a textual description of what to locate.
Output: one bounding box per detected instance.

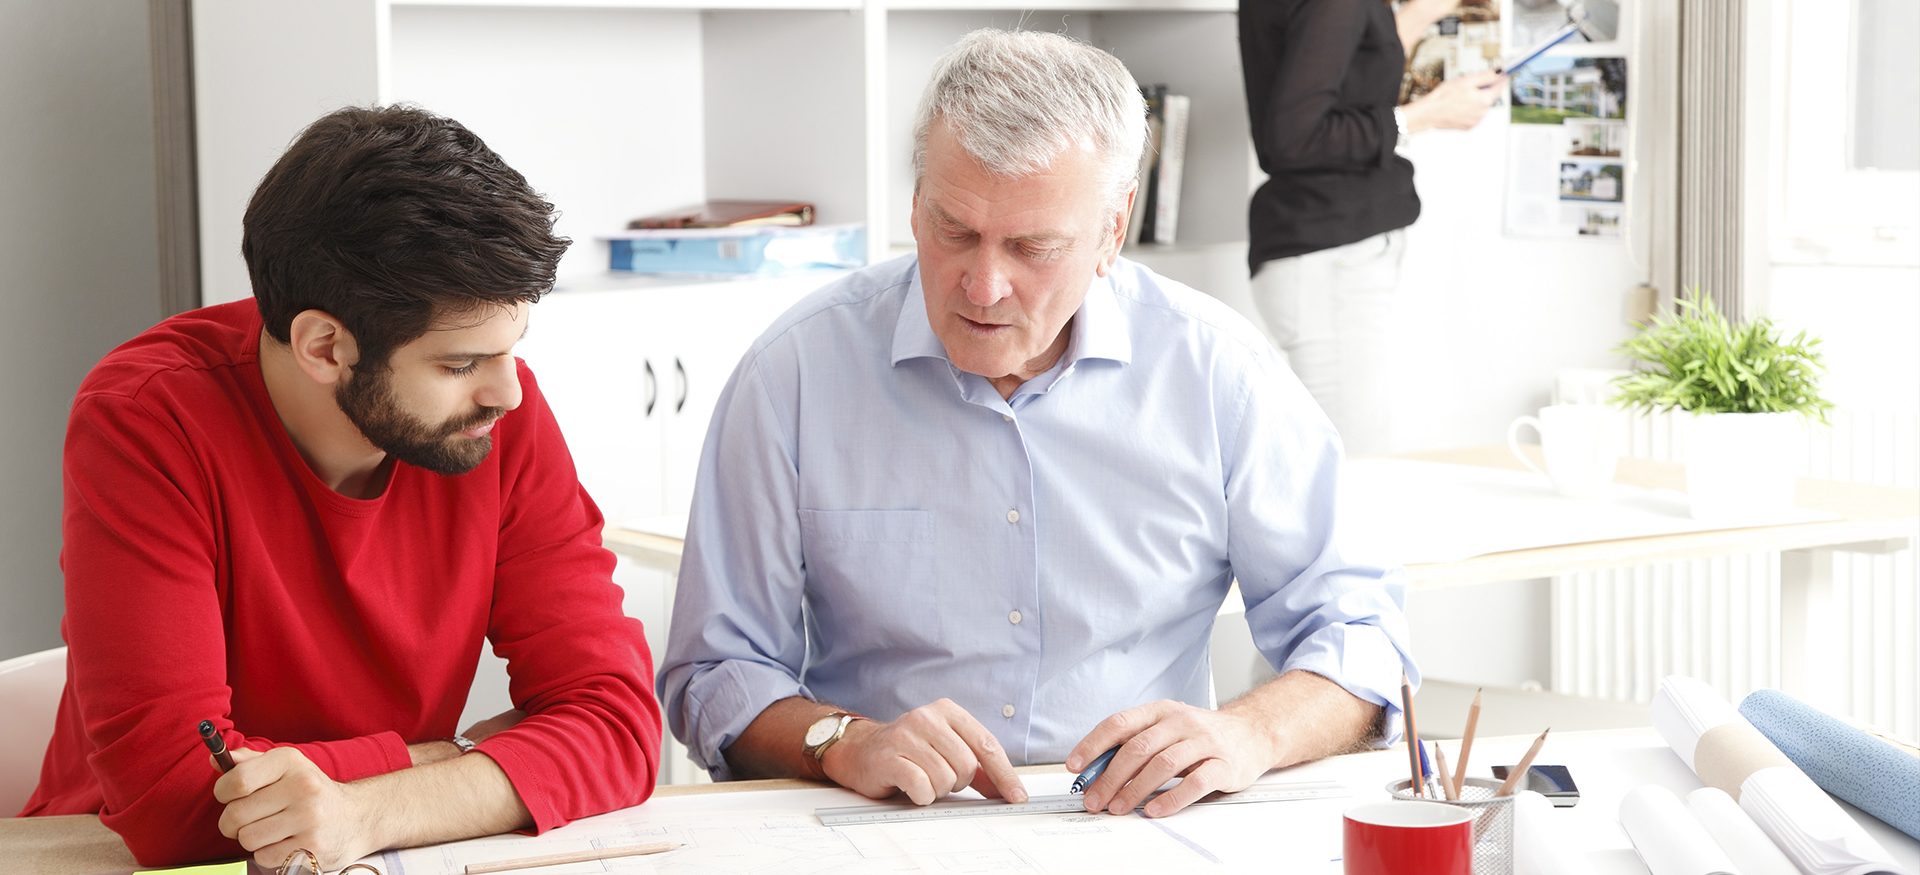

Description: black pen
[198,719,236,772]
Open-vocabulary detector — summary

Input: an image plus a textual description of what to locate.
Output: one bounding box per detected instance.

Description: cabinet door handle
[674,357,688,414]
[643,359,657,417]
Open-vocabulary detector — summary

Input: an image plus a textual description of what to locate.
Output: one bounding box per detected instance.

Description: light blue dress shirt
[659,254,1416,779]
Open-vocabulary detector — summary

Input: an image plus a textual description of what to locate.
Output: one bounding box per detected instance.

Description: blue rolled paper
[1739,688,1920,840]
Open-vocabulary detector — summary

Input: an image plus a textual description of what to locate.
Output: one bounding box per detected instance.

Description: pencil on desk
[1495,728,1551,797]
[463,841,682,875]
[1402,674,1422,797]
[1452,688,1482,798]
[1434,743,1458,801]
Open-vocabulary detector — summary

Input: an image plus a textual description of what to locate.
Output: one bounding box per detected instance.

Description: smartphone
[1491,764,1580,807]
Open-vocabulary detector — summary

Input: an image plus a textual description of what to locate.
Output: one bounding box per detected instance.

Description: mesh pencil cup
[1386,777,1515,875]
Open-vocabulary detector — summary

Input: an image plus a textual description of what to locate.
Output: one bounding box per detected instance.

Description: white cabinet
[195,0,1255,784]
[509,271,840,785]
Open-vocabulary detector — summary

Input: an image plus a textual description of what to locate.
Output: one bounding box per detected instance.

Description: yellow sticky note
[135,863,248,875]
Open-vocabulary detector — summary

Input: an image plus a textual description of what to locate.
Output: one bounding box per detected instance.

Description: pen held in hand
[198,719,236,772]
[1071,747,1119,794]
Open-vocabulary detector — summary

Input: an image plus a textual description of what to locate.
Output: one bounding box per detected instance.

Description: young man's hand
[212,747,380,871]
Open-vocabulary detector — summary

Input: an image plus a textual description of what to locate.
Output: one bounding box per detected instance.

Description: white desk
[368,729,1920,873]
[8,730,1914,873]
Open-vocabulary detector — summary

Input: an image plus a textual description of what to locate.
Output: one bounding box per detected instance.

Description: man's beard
[335,364,503,476]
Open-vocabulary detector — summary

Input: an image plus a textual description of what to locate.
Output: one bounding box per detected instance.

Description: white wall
[194,0,379,304]
[0,2,166,658]
[1769,265,1920,408]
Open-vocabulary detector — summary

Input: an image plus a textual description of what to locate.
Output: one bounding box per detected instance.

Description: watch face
[805,716,839,747]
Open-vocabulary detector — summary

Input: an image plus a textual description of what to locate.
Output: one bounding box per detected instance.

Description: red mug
[1343,800,1473,875]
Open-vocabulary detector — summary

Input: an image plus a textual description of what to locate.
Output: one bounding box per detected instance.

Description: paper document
[378,774,1349,875]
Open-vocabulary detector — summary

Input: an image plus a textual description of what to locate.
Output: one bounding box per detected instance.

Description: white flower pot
[1682,411,1806,521]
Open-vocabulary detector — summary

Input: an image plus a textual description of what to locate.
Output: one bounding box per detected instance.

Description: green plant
[1611,288,1832,421]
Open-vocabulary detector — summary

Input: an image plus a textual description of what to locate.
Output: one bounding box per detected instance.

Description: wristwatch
[451,734,478,755]
[802,712,861,761]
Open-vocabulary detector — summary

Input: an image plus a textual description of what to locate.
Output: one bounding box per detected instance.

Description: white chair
[0,646,66,815]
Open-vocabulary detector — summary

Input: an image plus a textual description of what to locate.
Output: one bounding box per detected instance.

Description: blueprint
[377,777,1348,875]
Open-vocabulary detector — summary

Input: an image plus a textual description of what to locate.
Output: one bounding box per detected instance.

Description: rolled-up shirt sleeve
[1222,361,1417,745]
[658,356,812,780]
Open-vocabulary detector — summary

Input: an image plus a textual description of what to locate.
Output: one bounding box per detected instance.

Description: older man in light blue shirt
[659,29,1415,819]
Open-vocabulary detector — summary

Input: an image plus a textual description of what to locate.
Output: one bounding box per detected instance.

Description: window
[1773,0,1920,265]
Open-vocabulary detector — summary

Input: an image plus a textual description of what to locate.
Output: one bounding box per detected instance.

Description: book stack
[1129,84,1190,246]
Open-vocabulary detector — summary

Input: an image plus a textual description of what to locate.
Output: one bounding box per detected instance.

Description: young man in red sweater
[20,106,661,869]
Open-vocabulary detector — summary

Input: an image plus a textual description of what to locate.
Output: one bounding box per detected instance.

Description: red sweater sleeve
[471,364,662,831]
[61,395,410,866]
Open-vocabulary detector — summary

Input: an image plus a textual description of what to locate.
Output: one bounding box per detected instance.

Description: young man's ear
[286,310,360,386]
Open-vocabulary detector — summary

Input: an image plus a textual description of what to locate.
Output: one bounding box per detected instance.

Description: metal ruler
[815,780,1350,826]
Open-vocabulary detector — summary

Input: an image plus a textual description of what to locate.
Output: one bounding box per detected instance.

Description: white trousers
[1249,229,1408,456]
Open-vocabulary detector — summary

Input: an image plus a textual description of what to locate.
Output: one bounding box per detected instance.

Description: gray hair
[911,29,1147,215]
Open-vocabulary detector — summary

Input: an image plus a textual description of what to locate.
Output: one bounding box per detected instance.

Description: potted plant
[1611,288,1832,520]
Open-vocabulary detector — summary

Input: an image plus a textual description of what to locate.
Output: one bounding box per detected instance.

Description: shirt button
[1002,704,1017,718]
[1008,610,1023,625]
[1006,509,1020,524]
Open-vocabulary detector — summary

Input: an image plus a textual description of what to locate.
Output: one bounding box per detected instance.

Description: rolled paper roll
[1740,688,1920,841]
[1649,676,1909,875]
[1513,790,1595,875]
[1686,787,1798,875]
[1618,785,1738,875]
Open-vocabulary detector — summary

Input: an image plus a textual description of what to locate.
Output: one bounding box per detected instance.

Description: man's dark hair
[242,105,569,368]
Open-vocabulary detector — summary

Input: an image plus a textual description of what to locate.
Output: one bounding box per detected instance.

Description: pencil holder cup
[1386,777,1515,875]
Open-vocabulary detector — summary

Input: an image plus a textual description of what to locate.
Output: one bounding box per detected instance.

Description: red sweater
[21,301,661,865]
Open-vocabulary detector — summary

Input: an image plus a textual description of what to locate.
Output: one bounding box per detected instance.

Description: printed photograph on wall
[1559,160,1625,202]
[1564,119,1626,157]
[1510,56,1627,125]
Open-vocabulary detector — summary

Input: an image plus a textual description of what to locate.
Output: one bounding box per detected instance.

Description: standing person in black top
[1240,0,1500,454]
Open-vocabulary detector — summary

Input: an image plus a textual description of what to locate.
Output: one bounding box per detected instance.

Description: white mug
[1506,404,1621,498]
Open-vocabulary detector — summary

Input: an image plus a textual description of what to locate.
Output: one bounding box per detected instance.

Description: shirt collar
[890,260,1133,368]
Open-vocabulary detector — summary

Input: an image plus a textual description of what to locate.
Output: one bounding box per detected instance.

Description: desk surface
[11,730,1914,874]
[603,445,1920,590]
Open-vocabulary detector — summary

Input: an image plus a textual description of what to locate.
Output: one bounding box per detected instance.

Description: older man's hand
[822,698,1030,806]
[1065,700,1282,818]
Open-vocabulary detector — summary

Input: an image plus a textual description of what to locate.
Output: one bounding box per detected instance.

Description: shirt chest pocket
[798,509,938,645]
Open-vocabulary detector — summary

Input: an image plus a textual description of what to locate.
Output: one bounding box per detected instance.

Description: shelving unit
[193,0,1260,784]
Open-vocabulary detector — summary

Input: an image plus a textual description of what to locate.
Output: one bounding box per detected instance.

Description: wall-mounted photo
[1563,204,1624,236]
[1511,56,1627,125]
[1559,160,1625,202]
[1565,119,1626,157]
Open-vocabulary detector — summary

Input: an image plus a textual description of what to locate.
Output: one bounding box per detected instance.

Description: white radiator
[1549,408,1920,740]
